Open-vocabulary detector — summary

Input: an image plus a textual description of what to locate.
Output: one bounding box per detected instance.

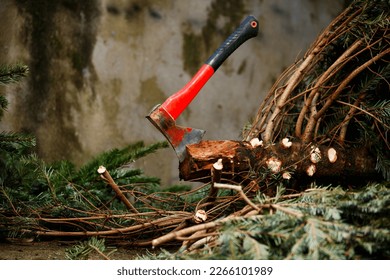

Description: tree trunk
[179,140,379,187]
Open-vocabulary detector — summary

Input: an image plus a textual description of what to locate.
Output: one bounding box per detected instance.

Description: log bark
[179,140,380,186]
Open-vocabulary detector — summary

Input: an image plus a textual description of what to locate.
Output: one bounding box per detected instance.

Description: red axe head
[147,105,205,162]
[147,15,259,162]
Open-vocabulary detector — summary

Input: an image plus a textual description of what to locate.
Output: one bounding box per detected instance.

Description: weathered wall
[0,0,344,185]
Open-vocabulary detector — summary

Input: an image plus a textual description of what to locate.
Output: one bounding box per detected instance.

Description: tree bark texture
[179,140,379,187]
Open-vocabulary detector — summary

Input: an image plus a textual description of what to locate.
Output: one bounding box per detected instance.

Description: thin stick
[213,183,260,212]
[295,39,363,138]
[152,220,220,248]
[339,92,367,143]
[338,97,387,129]
[97,166,139,213]
[89,244,111,260]
[25,214,188,237]
[262,27,333,144]
[186,235,216,252]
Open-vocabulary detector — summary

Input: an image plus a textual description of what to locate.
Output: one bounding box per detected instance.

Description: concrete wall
[0,0,344,185]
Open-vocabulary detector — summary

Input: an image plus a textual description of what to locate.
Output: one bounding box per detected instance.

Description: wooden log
[179,140,379,186]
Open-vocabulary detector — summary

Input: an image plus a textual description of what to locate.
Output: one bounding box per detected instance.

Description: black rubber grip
[205,15,259,71]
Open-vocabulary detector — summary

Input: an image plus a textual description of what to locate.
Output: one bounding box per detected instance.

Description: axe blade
[147,105,205,162]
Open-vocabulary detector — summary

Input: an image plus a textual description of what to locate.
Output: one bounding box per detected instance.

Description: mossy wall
[0,0,343,185]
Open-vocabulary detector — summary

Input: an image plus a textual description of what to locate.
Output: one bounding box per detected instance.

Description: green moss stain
[182,0,247,76]
[16,0,58,102]
[203,0,247,52]
[139,76,166,110]
[14,0,101,162]
[237,59,247,75]
[103,79,122,134]
[182,31,204,76]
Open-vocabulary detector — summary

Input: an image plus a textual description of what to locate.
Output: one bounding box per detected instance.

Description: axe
[147,15,259,162]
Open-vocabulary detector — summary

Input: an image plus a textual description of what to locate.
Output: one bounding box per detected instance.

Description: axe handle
[206,15,259,71]
[162,15,259,120]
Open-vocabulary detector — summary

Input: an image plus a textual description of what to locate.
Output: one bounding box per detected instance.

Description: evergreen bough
[142,183,390,260]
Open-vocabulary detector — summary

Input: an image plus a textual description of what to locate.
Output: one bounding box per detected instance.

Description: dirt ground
[0,240,157,260]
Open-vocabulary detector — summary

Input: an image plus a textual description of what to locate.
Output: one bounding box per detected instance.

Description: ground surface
[0,241,154,260]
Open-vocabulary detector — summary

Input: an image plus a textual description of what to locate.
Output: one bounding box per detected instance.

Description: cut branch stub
[204,159,224,208]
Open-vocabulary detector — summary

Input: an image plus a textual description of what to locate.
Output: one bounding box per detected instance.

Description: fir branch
[72,141,168,183]
[65,237,116,260]
[144,183,389,260]
[0,64,29,86]
[0,131,36,152]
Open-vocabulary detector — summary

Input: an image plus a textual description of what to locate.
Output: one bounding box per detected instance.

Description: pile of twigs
[5,162,388,259]
[8,165,260,250]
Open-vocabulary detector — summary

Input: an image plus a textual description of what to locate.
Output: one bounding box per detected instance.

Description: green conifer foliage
[0,64,35,182]
[143,184,389,260]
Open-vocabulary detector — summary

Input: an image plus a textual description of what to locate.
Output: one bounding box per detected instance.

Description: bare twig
[24,213,190,237]
[97,166,139,213]
[152,220,221,248]
[89,244,111,260]
[213,183,260,212]
[338,92,367,143]
[263,47,321,143]
[295,39,363,138]
[185,235,217,252]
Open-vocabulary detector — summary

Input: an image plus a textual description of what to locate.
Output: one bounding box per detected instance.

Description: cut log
[179,140,379,187]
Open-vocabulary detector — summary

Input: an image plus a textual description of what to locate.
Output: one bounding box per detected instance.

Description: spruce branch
[65,237,116,260]
[0,64,29,85]
[0,131,36,152]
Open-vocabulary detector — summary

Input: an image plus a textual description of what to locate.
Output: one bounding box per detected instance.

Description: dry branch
[97,166,138,213]
[302,47,390,142]
[214,183,260,212]
[245,1,389,155]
